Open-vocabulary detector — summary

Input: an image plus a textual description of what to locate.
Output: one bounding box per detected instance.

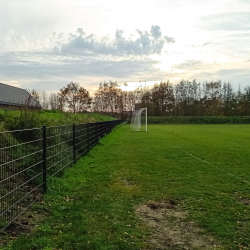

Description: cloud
[224,32,250,39]
[164,36,175,44]
[174,60,211,70]
[0,51,167,82]
[195,68,250,88]
[0,25,174,92]
[199,11,250,31]
[55,26,175,56]
[188,42,210,48]
[150,25,161,39]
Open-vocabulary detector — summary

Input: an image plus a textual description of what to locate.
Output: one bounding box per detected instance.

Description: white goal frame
[130,107,147,132]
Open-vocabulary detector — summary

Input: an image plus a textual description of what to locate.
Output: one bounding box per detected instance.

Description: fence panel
[75,123,88,160]
[46,125,74,181]
[0,128,43,230]
[0,120,121,231]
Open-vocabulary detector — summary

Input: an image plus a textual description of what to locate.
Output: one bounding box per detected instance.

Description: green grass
[39,110,115,125]
[145,116,250,124]
[0,109,115,131]
[2,124,250,249]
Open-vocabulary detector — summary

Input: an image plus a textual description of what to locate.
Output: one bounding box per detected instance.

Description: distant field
[2,124,250,249]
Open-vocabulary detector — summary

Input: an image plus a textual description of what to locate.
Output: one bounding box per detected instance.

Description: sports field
[2,124,250,249]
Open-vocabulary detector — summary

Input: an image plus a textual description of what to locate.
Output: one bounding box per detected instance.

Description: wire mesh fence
[0,120,121,231]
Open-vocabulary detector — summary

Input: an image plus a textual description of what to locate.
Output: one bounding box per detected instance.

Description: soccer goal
[130,108,147,132]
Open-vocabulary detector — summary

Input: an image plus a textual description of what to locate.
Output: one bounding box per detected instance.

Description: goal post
[130,108,147,132]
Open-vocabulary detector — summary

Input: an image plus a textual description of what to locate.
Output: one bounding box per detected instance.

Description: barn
[0,82,42,110]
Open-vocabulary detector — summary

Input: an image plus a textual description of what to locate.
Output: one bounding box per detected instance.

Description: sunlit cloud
[52,26,174,56]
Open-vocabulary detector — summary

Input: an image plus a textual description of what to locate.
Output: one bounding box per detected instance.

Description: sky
[0,0,249,94]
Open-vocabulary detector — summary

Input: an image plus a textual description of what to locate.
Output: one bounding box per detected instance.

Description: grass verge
[0,109,115,131]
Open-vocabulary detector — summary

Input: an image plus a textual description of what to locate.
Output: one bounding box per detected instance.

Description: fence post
[102,122,104,137]
[42,126,47,193]
[73,123,76,164]
[87,122,90,151]
[100,122,102,138]
[102,122,104,138]
[96,122,98,145]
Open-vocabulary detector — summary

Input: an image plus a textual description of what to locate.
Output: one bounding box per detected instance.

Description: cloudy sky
[0,0,249,94]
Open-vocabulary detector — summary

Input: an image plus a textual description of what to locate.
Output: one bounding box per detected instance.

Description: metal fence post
[73,123,76,163]
[100,122,102,138]
[87,122,90,151]
[96,122,98,145]
[102,122,104,137]
[101,122,102,137]
[42,126,47,193]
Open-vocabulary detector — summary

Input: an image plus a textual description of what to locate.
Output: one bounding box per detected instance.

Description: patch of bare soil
[0,200,49,247]
[237,196,250,206]
[122,179,136,186]
[136,200,223,250]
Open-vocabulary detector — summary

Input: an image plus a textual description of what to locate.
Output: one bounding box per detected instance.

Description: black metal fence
[0,120,121,231]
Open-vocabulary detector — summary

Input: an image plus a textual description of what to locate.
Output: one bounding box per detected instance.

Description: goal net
[130,108,147,132]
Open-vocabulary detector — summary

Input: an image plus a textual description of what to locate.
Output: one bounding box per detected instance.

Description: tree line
[27,80,250,116]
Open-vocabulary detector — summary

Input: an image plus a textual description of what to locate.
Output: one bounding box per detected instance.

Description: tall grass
[0,109,115,131]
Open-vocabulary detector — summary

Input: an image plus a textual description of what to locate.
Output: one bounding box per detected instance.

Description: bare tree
[40,90,49,109]
[26,88,40,105]
[49,93,59,110]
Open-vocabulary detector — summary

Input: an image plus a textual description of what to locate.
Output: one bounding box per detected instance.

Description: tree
[77,89,92,112]
[58,82,91,113]
[150,81,175,116]
[49,93,59,110]
[203,81,223,116]
[26,88,40,105]
[93,81,121,114]
[40,90,49,109]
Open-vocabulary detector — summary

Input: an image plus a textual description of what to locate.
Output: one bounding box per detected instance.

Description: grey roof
[0,82,42,108]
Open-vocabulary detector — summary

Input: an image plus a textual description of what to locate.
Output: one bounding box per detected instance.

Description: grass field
[1,124,250,249]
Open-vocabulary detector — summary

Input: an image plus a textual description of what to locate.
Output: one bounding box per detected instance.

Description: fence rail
[0,120,121,231]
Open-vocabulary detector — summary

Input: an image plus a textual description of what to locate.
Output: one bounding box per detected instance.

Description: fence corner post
[42,125,47,193]
[73,123,76,164]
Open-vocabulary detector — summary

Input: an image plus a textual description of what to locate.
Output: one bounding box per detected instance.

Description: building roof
[0,82,42,108]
